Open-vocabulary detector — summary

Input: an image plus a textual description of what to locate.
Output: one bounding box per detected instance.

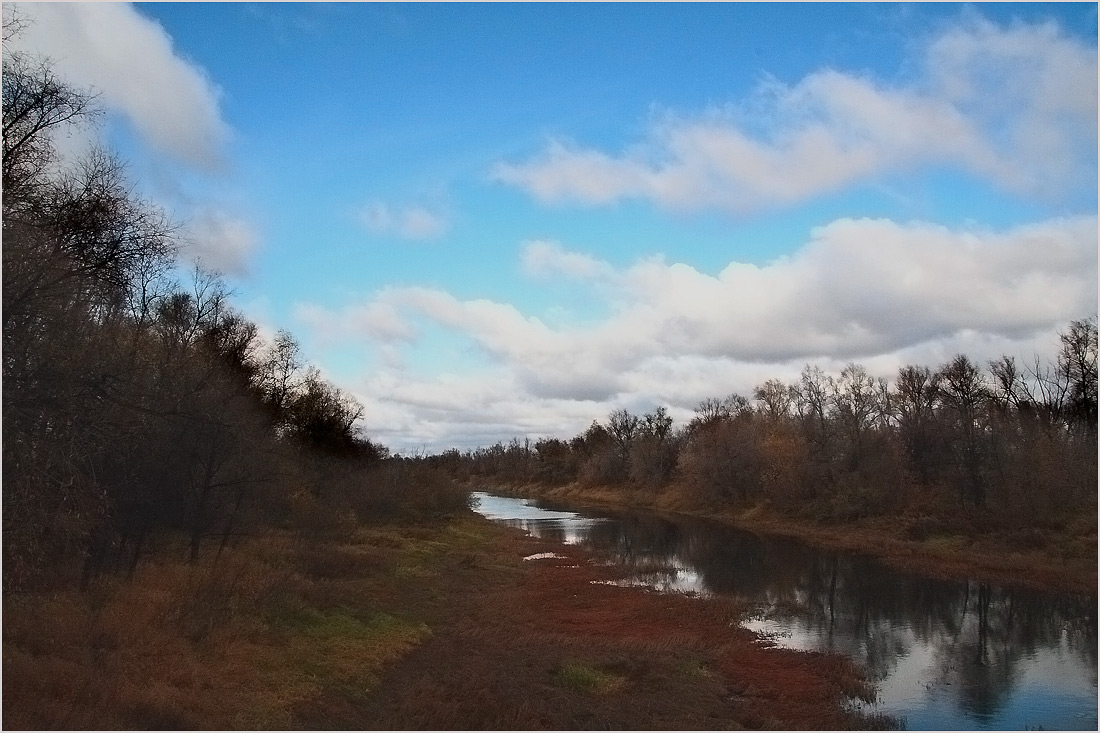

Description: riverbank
[485,481,1098,597]
[3,513,890,729]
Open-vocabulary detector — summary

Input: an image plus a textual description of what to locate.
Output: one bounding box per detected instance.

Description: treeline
[3,44,465,592]
[439,324,1097,536]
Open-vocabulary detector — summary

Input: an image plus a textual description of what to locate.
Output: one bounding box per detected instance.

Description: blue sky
[9,2,1098,453]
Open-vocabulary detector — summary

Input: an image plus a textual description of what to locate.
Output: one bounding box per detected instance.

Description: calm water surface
[472,491,1098,731]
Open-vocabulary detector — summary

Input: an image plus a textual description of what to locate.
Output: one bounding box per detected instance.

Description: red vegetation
[345,524,888,730]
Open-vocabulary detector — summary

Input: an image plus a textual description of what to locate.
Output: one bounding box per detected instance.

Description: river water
[471,491,1098,731]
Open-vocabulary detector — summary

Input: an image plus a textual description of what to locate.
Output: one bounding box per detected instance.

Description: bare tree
[630,406,679,488]
[753,379,794,423]
[1058,318,1098,432]
[832,363,879,470]
[2,48,97,210]
[935,355,989,507]
[894,364,941,484]
[607,409,640,458]
[255,329,304,423]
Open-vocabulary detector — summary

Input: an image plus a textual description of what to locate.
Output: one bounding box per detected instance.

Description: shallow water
[471,491,1098,731]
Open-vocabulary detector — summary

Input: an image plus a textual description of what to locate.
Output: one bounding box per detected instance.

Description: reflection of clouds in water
[472,492,608,544]
[498,517,607,545]
[743,615,985,728]
[472,492,582,521]
[743,598,1099,730]
[595,566,708,596]
[1022,632,1099,689]
[523,552,566,561]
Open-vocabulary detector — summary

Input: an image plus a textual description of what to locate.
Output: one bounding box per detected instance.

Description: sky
[7,2,1098,454]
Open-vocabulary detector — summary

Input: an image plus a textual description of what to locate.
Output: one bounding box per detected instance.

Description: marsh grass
[2,525,441,730]
[553,661,628,695]
[4,513,890,730]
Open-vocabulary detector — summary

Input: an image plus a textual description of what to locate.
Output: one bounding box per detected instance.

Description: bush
[352,460,471,522]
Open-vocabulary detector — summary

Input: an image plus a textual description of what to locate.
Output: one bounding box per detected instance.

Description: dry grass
[3,527,440,730]
[4,515,890,730]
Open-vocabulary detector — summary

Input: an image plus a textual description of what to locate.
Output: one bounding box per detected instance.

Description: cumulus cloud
[182,209,259,276]
[9,2,231,171]
[359,201,449,240]
[298,215,1097,451]
[493,18,1096,212]
[349,368,614,454]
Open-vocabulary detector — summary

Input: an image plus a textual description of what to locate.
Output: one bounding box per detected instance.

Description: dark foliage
[2,45,459,592]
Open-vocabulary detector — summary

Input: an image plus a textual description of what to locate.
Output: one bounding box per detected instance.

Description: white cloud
[294,298,417,346]
[359,201,448,240]
[521,239,616,280]
[9,2,231,171]
[926,17,1099,194]
[493,18,1096,212]
[349,367,613,455]
[298,215,1097,452]
[182,209,258,277]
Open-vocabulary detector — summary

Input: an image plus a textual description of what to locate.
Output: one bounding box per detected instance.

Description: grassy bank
[487,481,1098,597]
[3,512,891,730]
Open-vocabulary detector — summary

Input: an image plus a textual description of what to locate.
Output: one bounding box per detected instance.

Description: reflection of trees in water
[926,582,1100,720]
[1069,602,1099,685]
[922,582,1022,720]
[581,512,683,562]
[557,509,1096,721]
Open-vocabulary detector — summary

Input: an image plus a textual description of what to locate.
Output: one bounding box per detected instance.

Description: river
[471,491,1098,731]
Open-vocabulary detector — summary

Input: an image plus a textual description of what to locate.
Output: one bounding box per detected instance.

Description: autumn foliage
[442,325,1097,546]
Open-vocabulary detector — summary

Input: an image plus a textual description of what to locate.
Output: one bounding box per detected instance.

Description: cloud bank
[493,18,1097,212]
[299,214,1098,451]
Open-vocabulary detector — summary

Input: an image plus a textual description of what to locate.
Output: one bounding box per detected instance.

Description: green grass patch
[921,535,969,554]
[392,562,436,579]
[554,662,627,695]
[440,520,496,546]
[266,598,428,644]
[677,656,712,679]
[260,599,431,721]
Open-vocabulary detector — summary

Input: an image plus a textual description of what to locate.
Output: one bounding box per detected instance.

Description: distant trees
[1059,318,1098,432]
[680,395,762,505]
[894,365,940,485]
[935,355,989,507]
[576,420,618,486]
[447,320,1097,533]
[532,438,576,485]
[629,406,678,488]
